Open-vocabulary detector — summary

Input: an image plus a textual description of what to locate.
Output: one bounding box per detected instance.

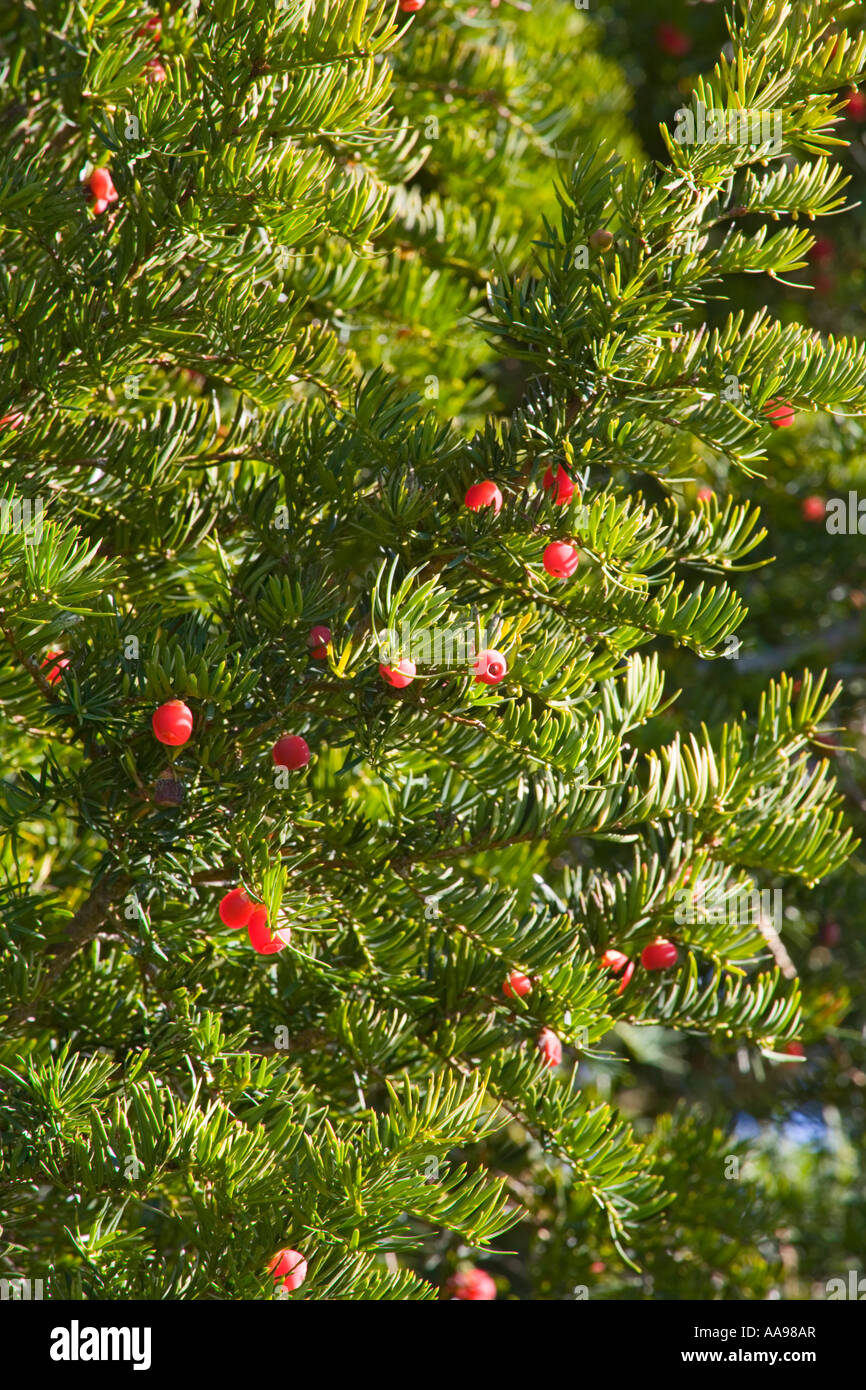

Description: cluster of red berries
[500,936,679,1070]
[501,971,562,1070]
[149,697,311,937]
[379,464,582,689]
[150,623,324,757]
[145,628,329,901]
[150,702,310,759]
[219,886,287,955]
[268,1248,307,1292]
[464,465,581,582]
[466,464,577,513]
[379,646,508,689]
[600,937,679,992]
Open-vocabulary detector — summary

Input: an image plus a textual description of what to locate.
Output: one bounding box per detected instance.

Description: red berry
[137,15,162,41]
[542,541,579,578]
[802,495,826,523]
[783,1041,805,1059]
[820,920,841,947]
[268,1248,307,1290]
[537,1027,562,1069]
[601,948,635,995]
[219,887,253,929]
[89,167,118,204]
[473,648,507,685]
[616,961,635,995]
[399,0,426,10]
[41,650,69,686]
[846,88,866,120]
[641,937,678,971]
[145,58,167,82]
[696,487,713,503]
[656,22,691,57]
[272,734,310,769]
[248,905,284,955]
[464,480,503,515]
[380,659,416,688]
[764,400,795,428]
[445,1267,496,1301]
[809,237,835,264]
[151,699,193,746]
[308,625,331,650]
[503,970,531,999]
[601,948,628,972]
[542,465,576,505]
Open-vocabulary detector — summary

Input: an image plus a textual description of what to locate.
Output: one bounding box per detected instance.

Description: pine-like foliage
[1,0,864,1300]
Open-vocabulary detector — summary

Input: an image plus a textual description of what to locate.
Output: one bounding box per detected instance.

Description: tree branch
[3,870,131,1029]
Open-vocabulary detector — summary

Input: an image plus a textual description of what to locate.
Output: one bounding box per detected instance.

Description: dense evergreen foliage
[2,0,865,1300]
